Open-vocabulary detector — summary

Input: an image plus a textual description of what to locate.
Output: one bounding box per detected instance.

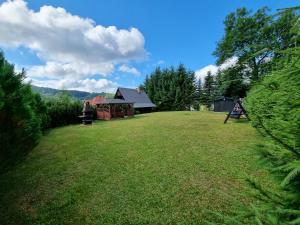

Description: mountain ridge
[31,85,114,100]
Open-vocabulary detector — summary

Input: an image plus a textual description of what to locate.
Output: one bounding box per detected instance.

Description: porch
[95,99,134,120]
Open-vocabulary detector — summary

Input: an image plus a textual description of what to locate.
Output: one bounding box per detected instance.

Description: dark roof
[95,98,133,105]
[116,87,156,108]
[214,96,234,102]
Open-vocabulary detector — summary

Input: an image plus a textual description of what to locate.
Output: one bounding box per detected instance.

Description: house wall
[96,103,134,120]
[97,109,111,120]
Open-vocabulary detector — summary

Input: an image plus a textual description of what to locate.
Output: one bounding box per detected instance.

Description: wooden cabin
[87,87,155,120]
[114,87,156,113]
[87,96,134,120]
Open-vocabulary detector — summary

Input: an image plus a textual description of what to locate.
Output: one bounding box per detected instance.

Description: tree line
[143,7,299,111]
[141,64,218,111]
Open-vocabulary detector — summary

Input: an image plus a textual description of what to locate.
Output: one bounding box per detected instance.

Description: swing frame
[224,99,250,124]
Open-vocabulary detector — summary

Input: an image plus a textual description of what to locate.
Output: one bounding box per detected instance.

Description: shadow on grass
[224,118,250,124]
[0,140,39,175]
[94,114,148,123]
[0,156,37,225]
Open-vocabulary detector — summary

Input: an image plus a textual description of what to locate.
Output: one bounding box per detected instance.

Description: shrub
[0,52,42,167]
[242,51,300,224]
[43,92,83,129]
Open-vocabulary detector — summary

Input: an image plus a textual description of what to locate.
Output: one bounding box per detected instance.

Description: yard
[0,112,272,225]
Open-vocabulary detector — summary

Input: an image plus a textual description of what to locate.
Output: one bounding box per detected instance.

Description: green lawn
[0,112,271,225]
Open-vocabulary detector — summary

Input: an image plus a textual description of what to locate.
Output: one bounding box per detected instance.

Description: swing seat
[229,111,240,118]
[230,114,240,119]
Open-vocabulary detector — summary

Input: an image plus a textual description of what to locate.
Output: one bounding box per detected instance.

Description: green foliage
[43,92,84,129]
[201,71,216,107]
[144,64,196,111]
[213,7,299,98]
[246,59,300,153]
[0,52,88,167]
[215,65,249,98]
[0,52,42,166]
[225,50,300,224]
[208,6,300,224]
[214,7,274,80]
[192,79,202,110]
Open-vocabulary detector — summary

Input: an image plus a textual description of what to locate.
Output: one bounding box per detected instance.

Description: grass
[0,112,272,225]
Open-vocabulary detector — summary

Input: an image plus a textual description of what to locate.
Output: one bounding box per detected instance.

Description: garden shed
[213,97,235,112]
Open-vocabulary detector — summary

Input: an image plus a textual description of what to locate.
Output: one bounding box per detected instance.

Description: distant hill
[31,85,114,100]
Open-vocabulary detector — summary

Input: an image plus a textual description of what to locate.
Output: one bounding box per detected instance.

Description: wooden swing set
[224,99,250,124]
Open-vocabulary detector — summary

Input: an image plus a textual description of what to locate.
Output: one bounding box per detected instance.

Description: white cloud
[219,57,238,71]
[157,60,165,65]
[0,0,146,64]
[195,64,218,81]
[0,0,147,90]
[151,60,165,67]
[28,61,114,79]
[118,64,141,76]
[28,77,118,93]
[195,57,238,81]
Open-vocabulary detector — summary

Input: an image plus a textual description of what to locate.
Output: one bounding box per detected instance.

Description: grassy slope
[0,112,271,225]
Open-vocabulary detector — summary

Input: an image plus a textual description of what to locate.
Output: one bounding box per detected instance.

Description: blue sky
[0,0,298,92]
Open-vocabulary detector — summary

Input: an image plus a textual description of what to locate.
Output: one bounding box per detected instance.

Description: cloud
[28,77,118,93]
[195,65,218,81]
[0,0,146,64]
[195,57,238,81]
[118,64,141,76]
[0,0,147,90]
[151,60,165,67]
[157,60,165,65]
[28,61,114,79]
[219,57,238,71]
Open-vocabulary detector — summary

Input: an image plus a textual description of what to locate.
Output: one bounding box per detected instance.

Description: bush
[43,92,83,129]
[0,52,87,168]
[243,52,300,224]
[0,52,42,167]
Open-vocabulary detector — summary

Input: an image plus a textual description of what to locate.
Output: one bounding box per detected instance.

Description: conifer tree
[0,52,42,166]
[193,79,202,110]
[202,71,215,108]
[143,64,195,111]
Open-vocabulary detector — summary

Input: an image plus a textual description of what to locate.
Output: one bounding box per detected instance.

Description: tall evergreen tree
[192,79,202,110]
[202,71,215,108]
[143,64,196,111]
